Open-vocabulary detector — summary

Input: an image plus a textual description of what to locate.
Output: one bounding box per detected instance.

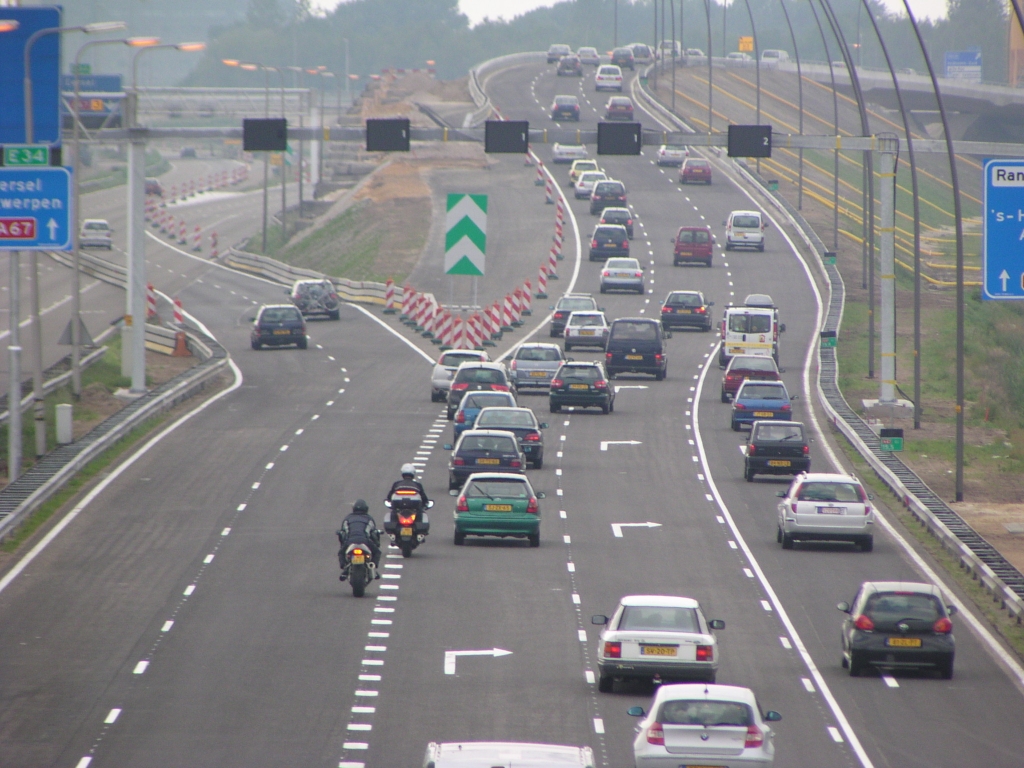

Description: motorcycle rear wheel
[350,565,367,597]
[401,542,413,558]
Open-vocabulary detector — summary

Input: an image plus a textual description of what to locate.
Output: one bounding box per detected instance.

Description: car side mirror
[284,289,290,295]
[779,367,787,373]
[947,605,958,616]
[566,357,574,362]
[779,323,786,333]
[539,422,549,429]
[599,307,605,312]
[776,491,786,498]
[722,220,727,226]
[764,711,782,722]
[627,706,645,717]
[536,491,546,499]
[669,237,675,244]
[790,394,799,400]
[867,494,874,500]
[549,305,556,310]
[764,221,770,228]
[708,301,715,306]
[443,443,453,450]
[426,500,434,509]
[591,614,608,625]
[709,619,725,630]
[837,601,851,613]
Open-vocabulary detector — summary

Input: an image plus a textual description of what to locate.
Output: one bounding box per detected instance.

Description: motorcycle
[383,489,433,558]
[344,542,377,597]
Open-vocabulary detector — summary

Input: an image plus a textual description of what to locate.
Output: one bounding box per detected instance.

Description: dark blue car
[731,380,793,431]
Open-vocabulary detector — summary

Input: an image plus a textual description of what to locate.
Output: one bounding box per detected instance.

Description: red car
[604,96,634,121]
[672,225,714,267]
[720,354,781,402]
[679,157,712,184]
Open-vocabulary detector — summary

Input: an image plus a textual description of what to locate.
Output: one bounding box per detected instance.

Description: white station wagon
[594,64,623,91]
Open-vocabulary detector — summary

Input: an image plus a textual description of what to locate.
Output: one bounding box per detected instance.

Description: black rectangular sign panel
[243,118,287,152]
[366,118,410,152]
[484,120,529,153]
[597,122,641,155]
[728,124,772,158]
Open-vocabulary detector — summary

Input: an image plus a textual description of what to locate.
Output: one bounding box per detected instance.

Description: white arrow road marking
[611,522,662,537]
[600,440,642,451]
[444,647,513,675]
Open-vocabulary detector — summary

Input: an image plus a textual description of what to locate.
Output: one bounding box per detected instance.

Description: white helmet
[401,463,416,478]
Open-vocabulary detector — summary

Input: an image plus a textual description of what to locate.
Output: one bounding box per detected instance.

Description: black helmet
[352,499,369,513]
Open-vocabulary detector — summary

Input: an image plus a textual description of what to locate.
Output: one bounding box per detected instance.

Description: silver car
[577,46,601,66]
[510,343,564,390]
[574,170,607,199]
[79,218,113,249]
[563,310,609,350]
[430,349,489,402]
[776,472,875,551]
[600,257,644,294]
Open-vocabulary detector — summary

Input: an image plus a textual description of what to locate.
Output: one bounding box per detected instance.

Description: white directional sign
[611,522,663,538]
[444,647,512,675]
[600,440,642,451]
[445,193,487,276]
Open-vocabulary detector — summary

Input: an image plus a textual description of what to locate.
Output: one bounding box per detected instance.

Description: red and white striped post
[177,220,188,245]
[160,214,171,235]
[451,316,465,349]
[547,247,560,279]
[192,225,202,252]
[400,285,415,319]
[536,266,549,298]
[209,231,219,258]
[383,279,397,313]
[501,295,515,331]
[556,196,564,223]
[439,311,454,348]
[415,295,431,331]
[520,283,533,316]
[486,303,502,339]
[553,221,564,260]
[172,298,190,356]
[524,151,533,166]
[169,184,178,204]
[146,283,158,320]
[509,291,523,327]
[544,174,554,204]
[188,180,196,198]
[535,160,545,186]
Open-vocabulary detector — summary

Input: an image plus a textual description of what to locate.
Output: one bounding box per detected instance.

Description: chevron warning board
[445,193,487,276]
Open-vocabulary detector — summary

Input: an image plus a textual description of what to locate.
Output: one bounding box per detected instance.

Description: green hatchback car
[453,472,544,547]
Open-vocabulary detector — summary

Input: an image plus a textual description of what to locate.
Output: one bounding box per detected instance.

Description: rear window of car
[685,159,710,169]
[477,410,536,428]
[560,365,601,380]
[676,229,711,244]
[611,321,658,341]
[730,357,777,372]
[595,182,625,194]
[602,210,629,222]
[754,424,803,441]
[558,298,597,311]
[259,307,301,323]
[84,221,109,230]
[609,98,632,106]
[606,259,638,269]
[596,226,626,239]
[465,478,530,498]
[619,606,699,632]
[864,592,942,621]
[797,481,862,502]
[732,214,761,229]
[441,352,482,367]
[568,314,604,327]
[738,383,787,400]
[455,367,505,384]
[598,66,620,75]
[459,435,516,453]
[516,346,561,362]
[658,700,753,727]
[462,393,511,410]
[579,172,606,183]
[667,293,703,307]
[555,96,578,105]
[573,161,598,172]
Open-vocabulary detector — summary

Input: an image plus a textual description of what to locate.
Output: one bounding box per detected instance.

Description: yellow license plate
[676,308,691,313]
[272,329,290,335]
[768,460,791,467]
[484,504,513,512]
[886,637,922,648]
[529,371,547,377]
[625,354,643,360]
[400,526,413,535]
[580,330,596,336]
[351,555,365,564]
[569,383,589,389]
[754,411,774,417]
[678,251,692,256]
[640,645,678,656]
[476,458,501,465]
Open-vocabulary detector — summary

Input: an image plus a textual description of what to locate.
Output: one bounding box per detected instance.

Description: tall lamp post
[262,66,288,241]
[0,17,20,482]
[22,20,127,461]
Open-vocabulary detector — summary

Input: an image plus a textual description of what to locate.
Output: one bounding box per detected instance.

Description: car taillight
[747,444,756,455]
[510,359,517,370]
[854,614,875,631]
[696,307,706,313]
[551,378,563,388]
[352,547,365,556]
[646,723,664,746]
[633,270,641,276]
[453,457,465,466]
[744,725,764,748]
[781,404,791,411]
[726,374,738,382]
[594,380,607,389]
[492,384,510,392]
[591,240,598,249]
[398,514,416,525]
[662,306,672,313]
[574,106,579,112]
[734,403,746,410]
[802,444,810,454]
[452,382,468,391]
[655,353,663,362]
[695,645,713,661]
[524,431,541,442]
[456,411,466,423]
[456,496,468,512]
[605,352,613,360]
[602,270,610,277]
[526,497,539,514]
[510,459,522,468]
[933,617,953,634]
[603,641,621,658]
[554,312,564,319]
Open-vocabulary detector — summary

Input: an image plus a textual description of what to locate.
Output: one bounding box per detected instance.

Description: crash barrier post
[520,283,533,316]
[192,225,202,252]
[545,175,554,204]
[535,160,545,186]
[210,231,219,258]
[547,248,559,279]
[178,220,187,245]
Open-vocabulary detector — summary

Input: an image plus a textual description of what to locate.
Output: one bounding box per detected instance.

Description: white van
[719,293,785,367]
[724,209,767,251]
[761,49,790,64]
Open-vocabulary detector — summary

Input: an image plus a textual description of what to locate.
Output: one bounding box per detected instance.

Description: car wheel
[730,418,740,432]
[599,286,606,293]
[549,402,560,413]
[860,536,874,553]
[533,455,544,469]
[297,338,308,350]
[329,310,340,320]
[454,531,465,546]
[705,259,713,268]
[528,533,540,548]
[656,369,666,381]
[601,403,609,414]
[758,243,765,252]
[848,650,865,677]
[721,390,730,403]
[841,653,849,669]
[673,259,680,266]
[744,465,755,482]
[565,343,573,351]
[251,341,261,350]
[781,531,795,549]
[597,675,613,693]
[725,243,733,251]
[939,657,954,679]
[448,476,458,491]
[446,409,455,421]
[608,399,614,413]
[776,526,783,543]
[706,672,717,684]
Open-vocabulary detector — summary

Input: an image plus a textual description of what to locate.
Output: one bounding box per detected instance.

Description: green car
[453,472,545,547]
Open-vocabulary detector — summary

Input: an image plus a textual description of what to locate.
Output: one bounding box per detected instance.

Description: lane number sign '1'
[983,159,1024,300]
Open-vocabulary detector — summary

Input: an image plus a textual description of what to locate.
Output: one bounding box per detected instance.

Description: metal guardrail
[466,52,546,127]
[0,346,109,426]
[223,248,391,305]
[636,73,1024,623]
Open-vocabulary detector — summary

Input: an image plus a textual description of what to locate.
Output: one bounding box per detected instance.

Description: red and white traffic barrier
[545,175,554,204]
[451,316,465,349]
[146,283,158,320]
[520,283,533,315]
[172,297,190,356]
[501,295,515,330]
[188,180,196,198]
[169,184,178,204]
[555,197,565,224]
[553,225,564,260]
[383,279,396,313]
[484,303,501,339]
[415,295,431,330]
[547,247,559,279]
[192,225,202,252]
[438,311,454,347]
[536,266,549,298]
[509,291,523,326]
[400,285,415,318]
[209,231,219,258]
[535,160,545,186]
[178,220,188,245]
[524,152,533,166]
[160,214,171,235]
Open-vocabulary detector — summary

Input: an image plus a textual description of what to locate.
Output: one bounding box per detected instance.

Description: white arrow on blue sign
[983,159,1024,300]
[0,167,72,251]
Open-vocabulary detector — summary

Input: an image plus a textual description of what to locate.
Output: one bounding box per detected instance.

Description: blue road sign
[60,74,123,93]
[983,159,1024,300]
[0,167,72,251]
[944,50,982,82]
[0,7,63,145]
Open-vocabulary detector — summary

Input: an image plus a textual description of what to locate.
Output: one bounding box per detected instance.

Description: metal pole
[614,0,619,47]
[127,92,147,393]
[318,81,325,186]
[71,46,87,397]
[8,253,22,481]
[273,68,287,243]
[298,111,304,219]
[877,134,898,404]
[777,0,803,208]
[670,0,676,112]
[806,0,840,249]
[28,252,44,456]
[344,39,351,105]
[262,68,269,252]
[704,0,713,133]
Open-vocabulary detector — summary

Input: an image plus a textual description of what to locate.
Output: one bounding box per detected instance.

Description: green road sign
[3,145,50,167]
[879,437,904,452]
[820,330,837,349]
[71,63,91,75]
[445,193,487,276]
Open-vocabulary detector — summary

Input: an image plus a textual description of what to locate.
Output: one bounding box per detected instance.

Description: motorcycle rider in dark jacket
[337,499,382,581]
[385,463,430,506]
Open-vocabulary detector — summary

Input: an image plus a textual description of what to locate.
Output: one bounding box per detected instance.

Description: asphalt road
[0,59,1022,768]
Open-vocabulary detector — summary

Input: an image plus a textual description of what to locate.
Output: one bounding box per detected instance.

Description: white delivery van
[719,293,785,367]
[724,209,767,251]
[761,49,791,64]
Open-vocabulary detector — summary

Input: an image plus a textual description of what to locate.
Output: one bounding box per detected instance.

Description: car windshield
[456,368,505,384]
[609,98,631,106]
[797,482,862,502]
[732,215,761,229]
[729,314,772,334]
[465,479,530,499]
[658,700,753,727]
[555,96,578,105]
[667,293,702,307]
[441,352,481,367]
[755,424,803,441]
[259,307,301,323]
[558,298,596,311]
[459,436,516,453]
[516,347,561,362]
[569,314,604,327]
[580,47,597,55]
[574,162,598,172]
[676,229,710,244]
[84,222,109,230]
[462,393,512,410]
[738,384,786,400]
[579,172,606,183]
[730,357,777,373]
[611,322,657,341]
[864,592,942,621]
[560,365,601,380]
[477,410,536,428]
[602,211,629,223]
[619,606,700,632]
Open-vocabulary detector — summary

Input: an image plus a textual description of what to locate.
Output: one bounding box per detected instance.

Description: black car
[605,318,667,380]
[660,290,714,331]
[549,294,599,337]
[446,362,515,420]
[604,96,634,120]
[474,406,548,469]
[610,47,635,70]
[549,362,614,414]
[599,207,633,238]
[250,304,307,350]
[838,581,956,679]
[744,420,810,481]
[590,180,627,215]
[589,224,630,261]
[444,429,525,490]
[551,95,581,121]
[557,55,583,76]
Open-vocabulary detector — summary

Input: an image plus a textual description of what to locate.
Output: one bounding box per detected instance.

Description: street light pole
[0,17,20,481]
[265,66,288,243]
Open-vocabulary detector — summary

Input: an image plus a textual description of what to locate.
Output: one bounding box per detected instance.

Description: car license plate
[484,504,513,512]
[604,243,615,247]
[639,645,678,656]
[886,637,923,648]
[476,458,501,465]
[818,506,844,515]
[530,371,547,377]
[273,329,290,335]
[580,330,595,336]
[751,410,773,417]
[569,383,589,390]
[351,554,365,564]
[400,526,413,536]
[768,460,791,467]
[676,308,691,313]
[625,354,643,360]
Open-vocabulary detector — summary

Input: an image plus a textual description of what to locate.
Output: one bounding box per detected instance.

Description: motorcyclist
[337,499,382,581]
[386,463,430,506]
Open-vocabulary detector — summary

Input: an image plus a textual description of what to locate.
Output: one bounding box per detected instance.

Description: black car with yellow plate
[660,290,713,332]
[744,420,810,481]
[549,361,615,414]
[250,304,307,350]
[444,429,525,491]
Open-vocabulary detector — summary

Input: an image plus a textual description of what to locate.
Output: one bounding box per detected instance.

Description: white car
[656,144,688,166]
[424,742,595,767]
[600,257,644,294]
[629,683,781,767]
[591,595,725,691]
[577,46,600,66]
[685,48,706,59]
[594,64,623,91]
[430,349,490,402]
[568,158,599,186]
[724,209,766,251]
[551,142,588,164]
[726,51,754,65]
[563,310,609,350]
[777,472,875,551]
[574,170,607,199]
[79,218,113,249]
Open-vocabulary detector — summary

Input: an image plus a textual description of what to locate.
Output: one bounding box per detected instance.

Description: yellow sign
[269,153,283,166]
[739,36,754,53]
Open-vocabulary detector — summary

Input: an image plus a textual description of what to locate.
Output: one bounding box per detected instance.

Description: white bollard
[56,403,73,444]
